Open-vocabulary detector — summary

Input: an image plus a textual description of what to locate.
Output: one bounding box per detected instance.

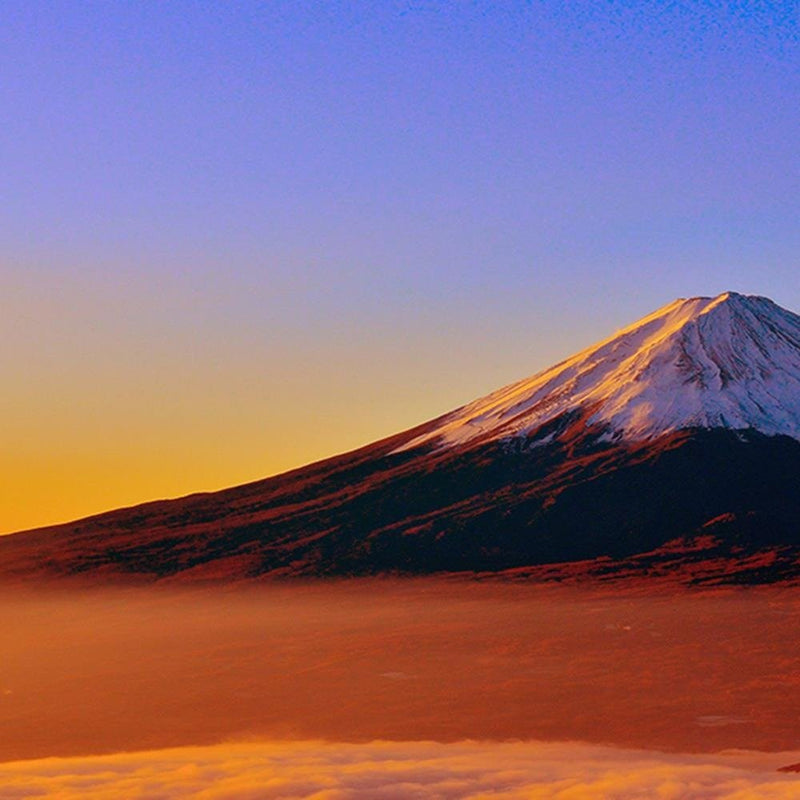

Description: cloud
[0,739,799,800]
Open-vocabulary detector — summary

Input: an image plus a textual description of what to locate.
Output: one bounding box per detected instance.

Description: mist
[2,580,800,763]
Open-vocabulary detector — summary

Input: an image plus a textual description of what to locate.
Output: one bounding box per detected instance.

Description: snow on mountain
[397,292,800,451]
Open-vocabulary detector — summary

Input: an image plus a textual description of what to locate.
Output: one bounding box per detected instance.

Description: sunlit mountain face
[397,291,800,448]
[4,292,800,585]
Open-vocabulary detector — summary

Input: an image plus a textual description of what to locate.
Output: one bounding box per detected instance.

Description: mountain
[4,291,800,586]
[397,291,800,449]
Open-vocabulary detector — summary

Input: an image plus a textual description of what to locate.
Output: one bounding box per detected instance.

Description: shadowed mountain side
[2,415,800,584]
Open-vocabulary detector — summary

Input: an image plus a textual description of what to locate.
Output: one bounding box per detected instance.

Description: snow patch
[396,292,800,452]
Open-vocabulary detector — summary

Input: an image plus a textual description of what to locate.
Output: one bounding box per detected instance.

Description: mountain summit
[3,291,800,586]
[399,292,800,451]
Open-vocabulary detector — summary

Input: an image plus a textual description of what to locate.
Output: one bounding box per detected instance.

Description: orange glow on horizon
[2,264,589,535]
[1,359,464,534]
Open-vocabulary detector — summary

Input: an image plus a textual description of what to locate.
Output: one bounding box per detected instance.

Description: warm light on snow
[398,292,800,451]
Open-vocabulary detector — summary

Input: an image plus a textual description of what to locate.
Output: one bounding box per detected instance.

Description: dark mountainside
[4,292,800,585]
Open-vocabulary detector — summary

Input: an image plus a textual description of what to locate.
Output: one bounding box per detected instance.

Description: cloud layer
[1,739,799,800]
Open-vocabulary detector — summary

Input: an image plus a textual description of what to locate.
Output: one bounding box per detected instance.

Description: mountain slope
[3,291,800,585]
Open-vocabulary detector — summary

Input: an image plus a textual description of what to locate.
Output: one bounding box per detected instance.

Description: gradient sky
[2,1,799,533]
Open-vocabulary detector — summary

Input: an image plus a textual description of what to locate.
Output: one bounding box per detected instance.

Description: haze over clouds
[2,582,800,763]
[2,739,799,800]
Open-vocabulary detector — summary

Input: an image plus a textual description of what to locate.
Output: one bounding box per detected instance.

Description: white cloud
[0,739,799,800]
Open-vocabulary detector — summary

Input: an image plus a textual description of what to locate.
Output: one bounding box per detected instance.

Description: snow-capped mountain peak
[397,292,800,451]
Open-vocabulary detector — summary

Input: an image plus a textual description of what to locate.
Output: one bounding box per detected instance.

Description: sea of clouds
[1,739,798,800]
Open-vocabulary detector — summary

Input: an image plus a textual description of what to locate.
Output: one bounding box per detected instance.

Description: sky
[2,1,799,533]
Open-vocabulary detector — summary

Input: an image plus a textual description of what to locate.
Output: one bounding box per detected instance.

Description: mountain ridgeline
[5,291,800,585]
